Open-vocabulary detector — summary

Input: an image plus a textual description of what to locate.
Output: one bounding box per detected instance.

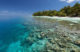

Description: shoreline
[33,16,80,23]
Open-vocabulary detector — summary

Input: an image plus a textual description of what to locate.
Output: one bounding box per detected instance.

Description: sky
[0,0,80,16]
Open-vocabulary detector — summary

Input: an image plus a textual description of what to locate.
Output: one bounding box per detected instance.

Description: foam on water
[35,16,80,23]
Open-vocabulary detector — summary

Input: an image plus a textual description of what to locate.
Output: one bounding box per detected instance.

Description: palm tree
[33,2,80,17]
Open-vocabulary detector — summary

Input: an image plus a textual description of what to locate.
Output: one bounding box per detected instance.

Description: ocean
[0,16,31,52]
[0,16,80,52]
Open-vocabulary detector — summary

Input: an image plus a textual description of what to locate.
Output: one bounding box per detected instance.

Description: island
[33,2,80,17]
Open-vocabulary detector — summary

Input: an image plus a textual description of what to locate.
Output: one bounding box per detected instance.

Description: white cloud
[0,11,30,16]
[60,0,80,3]
[67,0,75,3]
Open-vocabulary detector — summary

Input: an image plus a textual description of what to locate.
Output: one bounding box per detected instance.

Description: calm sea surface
[0,16,80,52]
[0,16,33,52]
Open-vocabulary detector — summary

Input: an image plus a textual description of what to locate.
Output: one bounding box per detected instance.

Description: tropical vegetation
[33,2,80,17]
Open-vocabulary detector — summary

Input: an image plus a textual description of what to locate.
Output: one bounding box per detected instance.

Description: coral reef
[20,22,80,52]
[7,18,80,52]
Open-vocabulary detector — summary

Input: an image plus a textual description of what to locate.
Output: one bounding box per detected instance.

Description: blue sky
[0,0,80,16]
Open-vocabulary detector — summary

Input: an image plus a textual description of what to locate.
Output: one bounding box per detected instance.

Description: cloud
[0,11,31,16]
[60,0,80,3]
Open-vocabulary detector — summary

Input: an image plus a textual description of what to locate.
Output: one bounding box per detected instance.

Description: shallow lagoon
[0,16,80,52]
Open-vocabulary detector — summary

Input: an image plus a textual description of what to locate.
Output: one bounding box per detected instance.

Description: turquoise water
[0,16,80,52]
[0,16,33,52]
[0,16,49,52]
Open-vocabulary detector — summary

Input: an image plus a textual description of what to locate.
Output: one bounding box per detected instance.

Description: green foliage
[33,2,80,17]
[60,6,72,16]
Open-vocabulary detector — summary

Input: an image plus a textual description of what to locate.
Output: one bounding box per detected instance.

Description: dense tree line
[33,3,80,17]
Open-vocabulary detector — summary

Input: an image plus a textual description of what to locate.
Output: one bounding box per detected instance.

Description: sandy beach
[34,16,80,23]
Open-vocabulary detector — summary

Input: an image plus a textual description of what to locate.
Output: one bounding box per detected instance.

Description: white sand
[34,16,80,23]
